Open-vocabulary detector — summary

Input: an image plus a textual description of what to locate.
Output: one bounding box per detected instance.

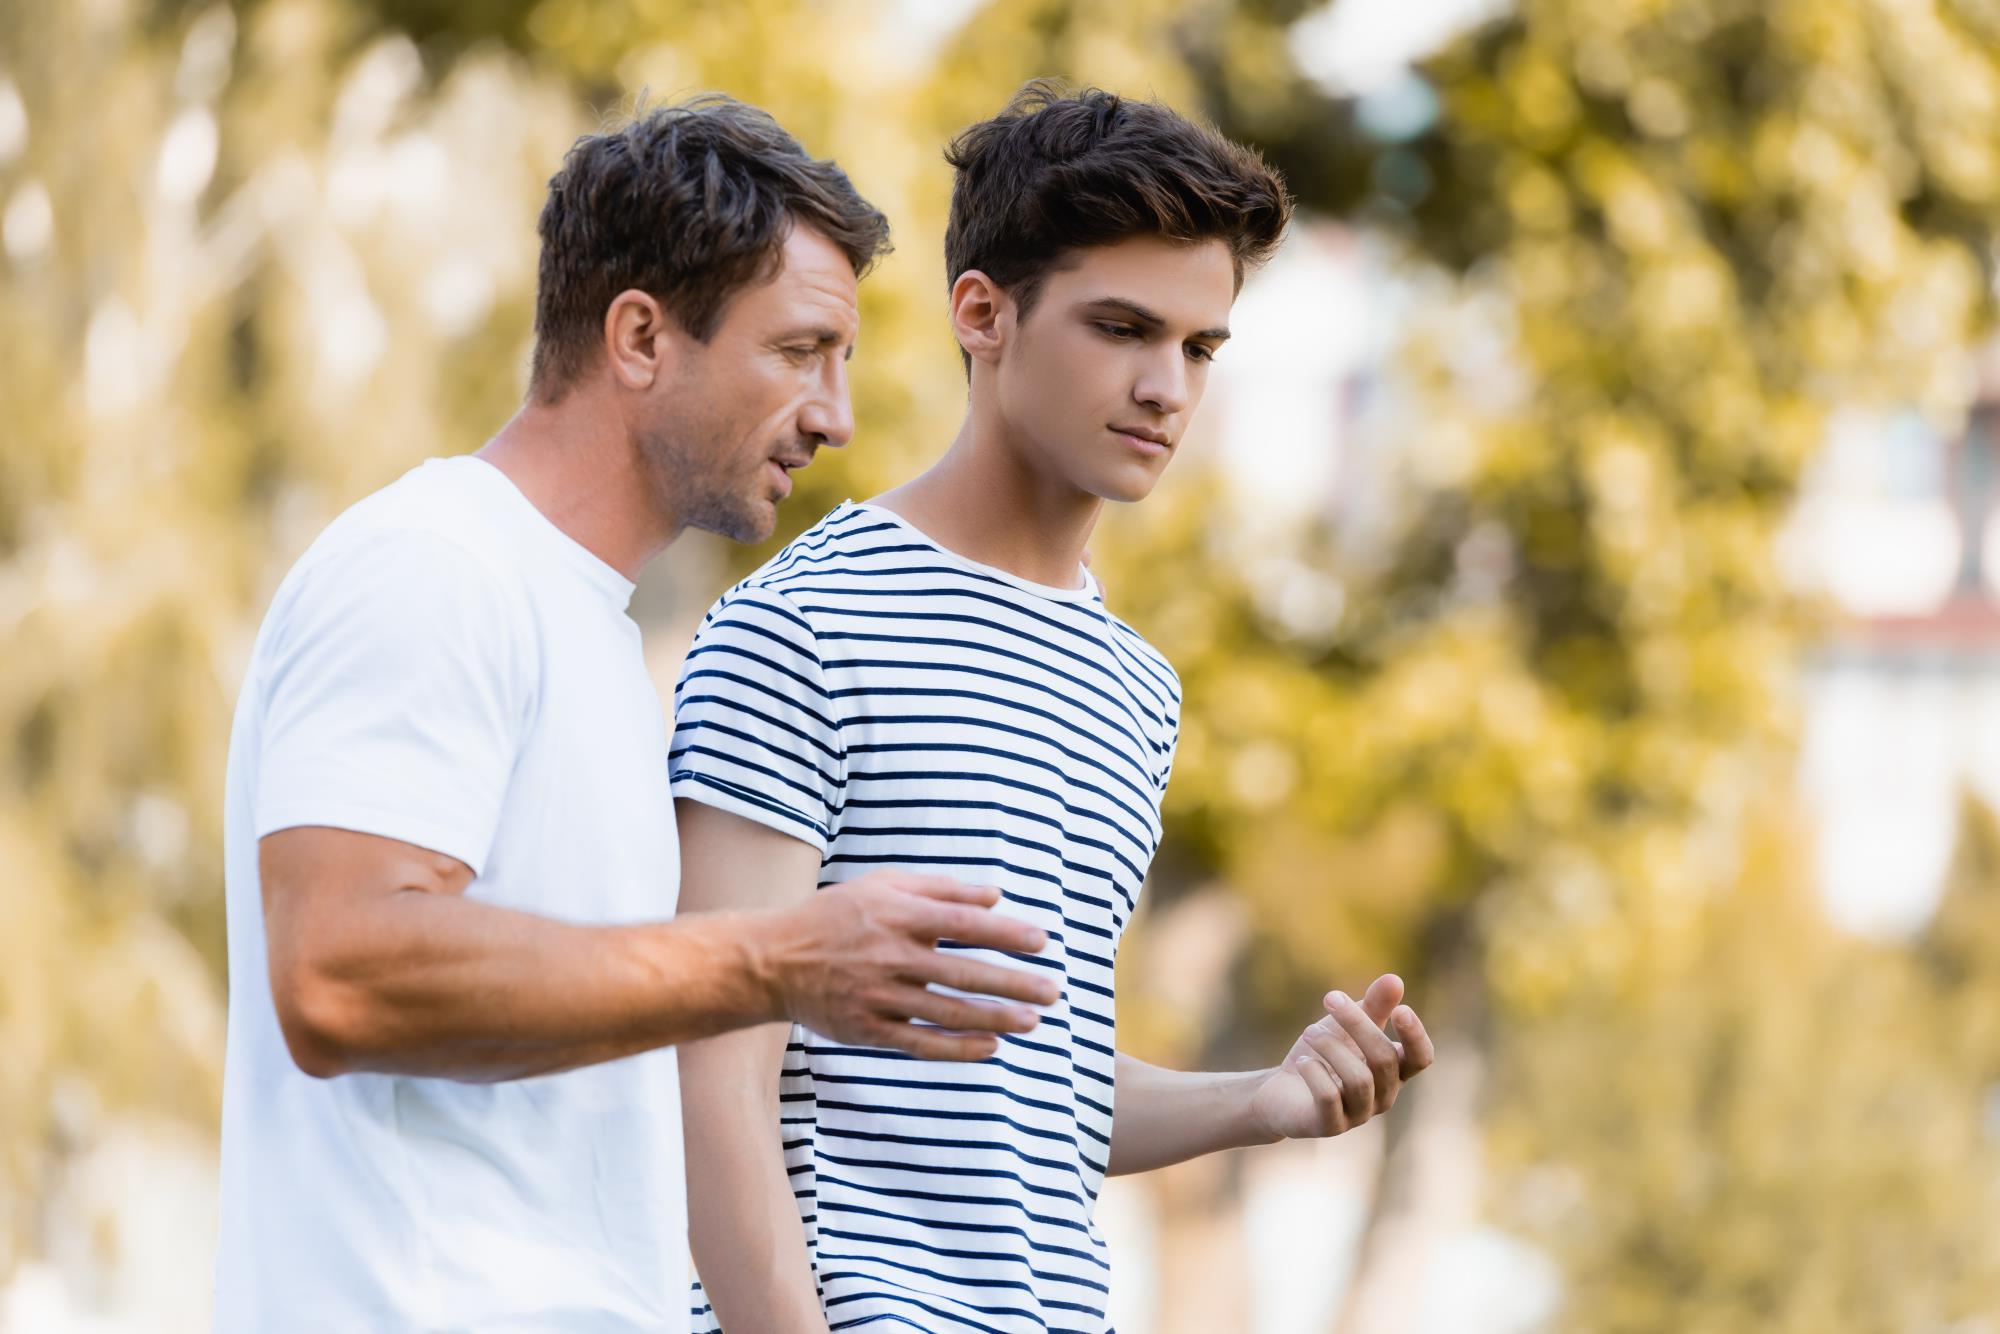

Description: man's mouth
[766,453,813,497]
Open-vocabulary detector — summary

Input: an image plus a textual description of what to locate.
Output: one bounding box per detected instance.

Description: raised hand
[1248,973,1436,1140]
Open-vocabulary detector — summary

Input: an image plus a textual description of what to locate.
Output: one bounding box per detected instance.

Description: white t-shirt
[214,456,685,1332]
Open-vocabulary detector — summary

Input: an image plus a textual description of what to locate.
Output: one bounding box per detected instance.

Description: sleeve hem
[671,772,830,855]
[255,801,493,878]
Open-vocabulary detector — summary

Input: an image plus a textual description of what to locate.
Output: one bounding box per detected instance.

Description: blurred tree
[1139,0,2000,1327]
[0,0,583,1298]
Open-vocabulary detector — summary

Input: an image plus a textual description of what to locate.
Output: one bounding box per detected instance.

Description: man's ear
[602,289,682,391]
[949,270,1010,368]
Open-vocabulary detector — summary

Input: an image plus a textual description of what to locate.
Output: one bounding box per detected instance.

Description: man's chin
[688,498,778,546]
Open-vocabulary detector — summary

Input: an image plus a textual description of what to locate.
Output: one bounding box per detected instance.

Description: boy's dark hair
[944,81,1291,331]
[529,95,891,403]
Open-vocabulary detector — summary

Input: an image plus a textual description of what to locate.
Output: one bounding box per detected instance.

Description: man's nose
[799,358,855,449]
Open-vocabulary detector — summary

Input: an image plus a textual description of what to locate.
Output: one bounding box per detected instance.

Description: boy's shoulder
[736,501,906,597]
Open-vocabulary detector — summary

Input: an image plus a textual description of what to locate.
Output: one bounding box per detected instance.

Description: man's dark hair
[943,81,1292,331]
[529,95,891,403]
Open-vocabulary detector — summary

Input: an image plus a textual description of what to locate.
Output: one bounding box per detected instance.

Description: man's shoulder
[275,460,534,613]
[316,457,520,571]
[262,461,534,663]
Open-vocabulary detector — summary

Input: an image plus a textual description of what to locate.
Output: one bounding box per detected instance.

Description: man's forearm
[1106,1053,1281,1176]
[684,1026,829,1333]
[278,887,789,1081]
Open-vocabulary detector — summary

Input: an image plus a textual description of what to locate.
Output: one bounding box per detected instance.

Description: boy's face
[993,235,1235,504]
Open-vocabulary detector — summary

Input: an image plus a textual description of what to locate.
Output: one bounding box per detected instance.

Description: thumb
[1360,974,1405,1027]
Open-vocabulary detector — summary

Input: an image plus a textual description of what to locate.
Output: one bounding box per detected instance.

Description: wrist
[1240,1067,1286,1147]
[731,907,798,1026]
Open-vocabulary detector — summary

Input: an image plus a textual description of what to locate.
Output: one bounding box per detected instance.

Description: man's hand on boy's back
[757,871,1060,1060]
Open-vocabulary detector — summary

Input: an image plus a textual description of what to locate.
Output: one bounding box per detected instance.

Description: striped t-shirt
[669,500,1180,1334]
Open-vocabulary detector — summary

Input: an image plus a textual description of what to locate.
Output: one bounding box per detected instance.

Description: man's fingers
[869,1022,1001,1062]
[898,877,1002,908]
[918,953,1062,1007]
[1294,1054,1347,1137]
[1303,1025,1373,1122]
[922,902,1050,957]
[1356,974,1405,1028]
[888,986,1041,1036]
[1390,1004,1436,1078]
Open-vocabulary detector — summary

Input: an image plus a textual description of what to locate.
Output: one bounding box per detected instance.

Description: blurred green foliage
[7,0,2000,1326]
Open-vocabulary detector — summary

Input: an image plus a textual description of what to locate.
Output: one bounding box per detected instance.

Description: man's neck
[476,387,674,583]
[873,413,1100,591]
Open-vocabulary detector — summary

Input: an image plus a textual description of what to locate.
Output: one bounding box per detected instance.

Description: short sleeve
[253,527,531,875]
[669,585,845,853]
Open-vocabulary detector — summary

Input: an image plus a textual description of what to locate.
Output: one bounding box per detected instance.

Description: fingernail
[1331,991,1351,1008]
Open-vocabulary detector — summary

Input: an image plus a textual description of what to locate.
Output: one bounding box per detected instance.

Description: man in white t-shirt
[214,96,1058,1333]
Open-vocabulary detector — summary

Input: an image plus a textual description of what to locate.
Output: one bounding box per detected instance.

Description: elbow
[270,963,370,1079]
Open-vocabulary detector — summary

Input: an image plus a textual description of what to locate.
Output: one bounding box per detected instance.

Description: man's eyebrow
[776,325,858,356]
[1077,296,1230,341]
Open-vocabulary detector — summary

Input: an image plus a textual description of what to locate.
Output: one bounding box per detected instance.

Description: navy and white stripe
[670,501,1179,1334]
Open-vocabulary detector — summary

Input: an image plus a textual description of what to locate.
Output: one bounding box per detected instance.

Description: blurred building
[1787,353,2000,936]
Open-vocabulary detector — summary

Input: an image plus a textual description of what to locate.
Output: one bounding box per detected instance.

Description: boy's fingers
[1302,1024,1373,1122]
[1294,1054,1347,1137]
[1358,974,1405,1027]
[1392,1005,1436,1077]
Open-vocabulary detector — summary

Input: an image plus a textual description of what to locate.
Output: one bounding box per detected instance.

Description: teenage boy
[215,97,1057,1332]
[671,84,1435,1333]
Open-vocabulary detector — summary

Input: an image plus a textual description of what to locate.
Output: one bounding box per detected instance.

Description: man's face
[992,235,1236,504]
[638,224,859,543]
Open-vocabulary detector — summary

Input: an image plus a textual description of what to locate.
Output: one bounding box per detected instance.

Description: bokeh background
[10,0,2000,1329]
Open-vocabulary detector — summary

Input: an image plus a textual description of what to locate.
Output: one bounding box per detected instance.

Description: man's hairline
[532,213,870,402]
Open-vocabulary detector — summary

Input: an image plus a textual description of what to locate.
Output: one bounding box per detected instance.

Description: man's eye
[1096,323,1140,340]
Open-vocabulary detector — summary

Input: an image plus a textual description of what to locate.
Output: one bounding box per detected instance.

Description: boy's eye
[1186,344,1216,363]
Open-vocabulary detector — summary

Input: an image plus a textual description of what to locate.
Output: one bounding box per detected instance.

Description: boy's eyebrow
[1077,295,1230,341]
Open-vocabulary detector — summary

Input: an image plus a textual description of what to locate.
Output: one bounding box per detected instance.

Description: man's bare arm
[260,823,1056,1083]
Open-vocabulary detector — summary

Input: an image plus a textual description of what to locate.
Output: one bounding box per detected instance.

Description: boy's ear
[949,270,1009,368]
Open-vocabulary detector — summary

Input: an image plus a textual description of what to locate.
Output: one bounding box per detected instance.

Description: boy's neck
[872,411,1100,592]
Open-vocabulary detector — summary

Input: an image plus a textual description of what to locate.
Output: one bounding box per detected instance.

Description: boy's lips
[1110,424,1171,455]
